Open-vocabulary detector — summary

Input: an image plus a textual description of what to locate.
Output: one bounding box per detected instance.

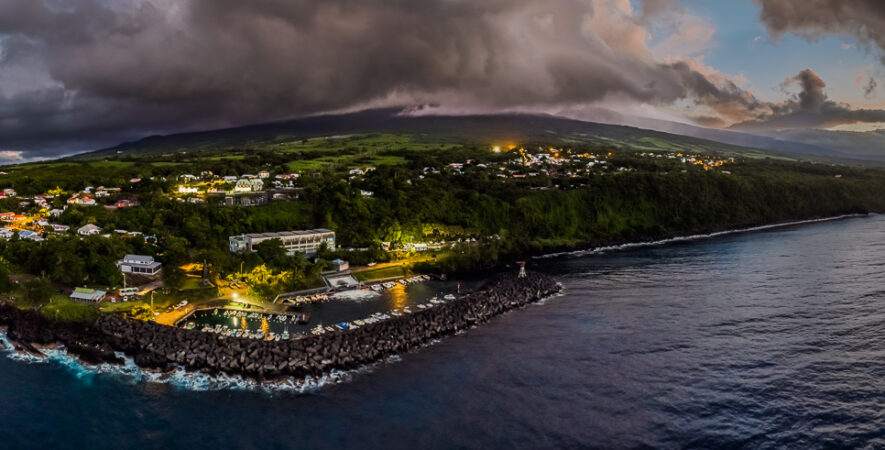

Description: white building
[117,254,162,277]
[234,178,263,193]
[18,230,42,241]
[77,224,102,236]
[234,179,253,193]
[229,229,335,255]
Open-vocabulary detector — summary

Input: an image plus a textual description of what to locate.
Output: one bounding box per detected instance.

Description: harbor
[179,275,477,340]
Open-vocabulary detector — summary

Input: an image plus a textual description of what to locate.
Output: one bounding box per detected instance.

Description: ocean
[3,215,885,448]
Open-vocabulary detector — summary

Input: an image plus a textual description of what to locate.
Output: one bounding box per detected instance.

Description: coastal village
[0,145,739,341]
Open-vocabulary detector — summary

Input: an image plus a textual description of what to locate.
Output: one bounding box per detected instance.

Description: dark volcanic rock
[0,272,560,381]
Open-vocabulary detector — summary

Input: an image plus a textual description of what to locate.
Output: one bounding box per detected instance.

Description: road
[153,287,289,326]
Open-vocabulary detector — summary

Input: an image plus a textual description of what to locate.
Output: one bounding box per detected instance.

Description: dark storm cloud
[755,0,885,61]
[864,77,878,98]
[1,0,771,155]
[731,69,885,131]
[4,0,885,156]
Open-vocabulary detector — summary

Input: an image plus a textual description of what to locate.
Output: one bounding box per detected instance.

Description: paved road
[154,291,289,326]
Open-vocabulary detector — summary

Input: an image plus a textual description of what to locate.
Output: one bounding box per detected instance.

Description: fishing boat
[281,328,290,340]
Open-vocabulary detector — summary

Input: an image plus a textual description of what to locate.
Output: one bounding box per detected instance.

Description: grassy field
[353,265,409,282]
[41,295,100,322]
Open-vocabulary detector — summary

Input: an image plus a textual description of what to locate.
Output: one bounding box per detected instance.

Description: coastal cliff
[0,272,560,381]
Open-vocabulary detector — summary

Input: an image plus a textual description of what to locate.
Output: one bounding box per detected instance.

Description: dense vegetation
[0,147,881,287]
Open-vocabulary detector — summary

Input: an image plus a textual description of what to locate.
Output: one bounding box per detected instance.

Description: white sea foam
[535,214,865,260]
[0,330,398,393]
[0,331,49,364]
[535,284,565,306]
[0,274,563,392]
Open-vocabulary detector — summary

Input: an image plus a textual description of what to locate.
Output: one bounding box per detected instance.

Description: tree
[256,238,287,268]
[0,265,12,293]
[24,278,54,306]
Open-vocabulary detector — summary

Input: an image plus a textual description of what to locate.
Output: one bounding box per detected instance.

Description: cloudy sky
[1,0,885,160]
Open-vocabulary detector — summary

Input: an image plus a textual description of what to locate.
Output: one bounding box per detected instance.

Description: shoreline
[0,272,560,386]
[0,212,871,390]
[532,213,869,260]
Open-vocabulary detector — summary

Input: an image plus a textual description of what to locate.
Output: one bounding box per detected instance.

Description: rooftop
[121,254,155,263]
[231,229,334,240]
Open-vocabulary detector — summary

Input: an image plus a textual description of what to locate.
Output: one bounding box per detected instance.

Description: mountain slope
[76,108,854,163]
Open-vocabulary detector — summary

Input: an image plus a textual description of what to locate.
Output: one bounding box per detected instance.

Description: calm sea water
[3,215,885,449]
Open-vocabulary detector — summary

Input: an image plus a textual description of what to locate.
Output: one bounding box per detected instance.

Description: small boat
[185,321,196,330]
[325,326,336,333]
[444,294,456,300]
[281,328,290,340]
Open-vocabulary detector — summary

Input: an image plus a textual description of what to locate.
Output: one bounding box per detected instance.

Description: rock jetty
[0,272,560,381]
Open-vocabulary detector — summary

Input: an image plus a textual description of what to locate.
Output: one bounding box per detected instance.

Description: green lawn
[353,265,408,282]
[41,295,100,322]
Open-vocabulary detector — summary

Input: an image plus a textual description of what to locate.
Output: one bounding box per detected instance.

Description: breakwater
[0,272,559,381]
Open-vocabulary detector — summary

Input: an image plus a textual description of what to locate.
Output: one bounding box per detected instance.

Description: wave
[535,214,866,259]
[535,283,565,305]
[0,330,397,394]
[0,281,562,393]
[0,332,49,364]
[0,287,560,392]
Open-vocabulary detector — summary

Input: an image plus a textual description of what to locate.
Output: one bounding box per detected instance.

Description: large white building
[229,229,335,255]
[117,254,163,277]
